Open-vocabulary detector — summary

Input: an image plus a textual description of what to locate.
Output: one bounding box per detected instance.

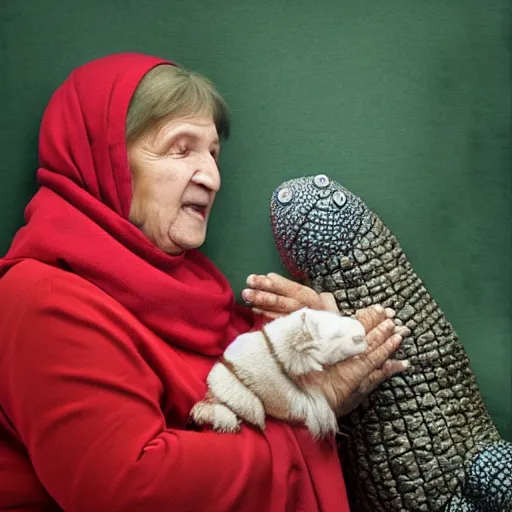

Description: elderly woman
[0,53,405,511]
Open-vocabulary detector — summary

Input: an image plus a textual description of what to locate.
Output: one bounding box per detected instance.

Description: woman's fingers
[242,288,302,314]
[247,273,311,301]
[366,333,407,370]
[365,318,397,350]
[244,275,410,381]
[354,305,387,333]
[318,292,339,312]
[334,354,409,417]
[356,358,409,396]
[339,332,404,388]
[251,307,284,320]
[243,273,323,313]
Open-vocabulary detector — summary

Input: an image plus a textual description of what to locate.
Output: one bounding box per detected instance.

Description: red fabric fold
[0,52,256,356]
[0,51,352,512]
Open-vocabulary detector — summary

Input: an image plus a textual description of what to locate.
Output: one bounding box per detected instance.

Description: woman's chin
[157,231,207,255]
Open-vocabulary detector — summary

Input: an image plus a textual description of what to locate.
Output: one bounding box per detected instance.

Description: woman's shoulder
[0,259,125,319]
[2,258,86,286]
[0,259,152,362]
[1,258,63,284]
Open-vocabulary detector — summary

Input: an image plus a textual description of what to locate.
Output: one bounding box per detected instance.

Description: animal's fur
[190,307,367,439]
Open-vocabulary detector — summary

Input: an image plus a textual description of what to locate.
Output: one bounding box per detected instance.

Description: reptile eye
[332,190,347,208]
[313,174,330,189]
[277,187,293,205]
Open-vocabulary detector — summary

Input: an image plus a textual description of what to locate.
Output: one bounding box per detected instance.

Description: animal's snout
[352,335,366,345]
[315,189,348,211]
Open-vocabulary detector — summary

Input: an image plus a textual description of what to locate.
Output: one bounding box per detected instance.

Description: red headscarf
[0,52,257,356]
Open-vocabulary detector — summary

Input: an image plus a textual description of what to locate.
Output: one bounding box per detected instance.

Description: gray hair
[126,64,231,144]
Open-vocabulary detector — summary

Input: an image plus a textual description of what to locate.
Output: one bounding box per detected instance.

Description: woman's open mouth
[183,204,207,219]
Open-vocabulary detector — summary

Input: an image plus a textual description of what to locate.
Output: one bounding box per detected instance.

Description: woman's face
[128,116,221,254]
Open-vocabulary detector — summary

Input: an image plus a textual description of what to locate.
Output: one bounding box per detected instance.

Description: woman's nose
[191,153,221,192]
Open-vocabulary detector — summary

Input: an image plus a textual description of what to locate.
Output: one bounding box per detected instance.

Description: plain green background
[1,1,510,440]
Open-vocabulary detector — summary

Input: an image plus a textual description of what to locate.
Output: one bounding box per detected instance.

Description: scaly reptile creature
[270,174,512,512]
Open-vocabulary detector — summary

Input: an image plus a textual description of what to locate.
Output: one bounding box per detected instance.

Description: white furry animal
[190,307,367,439]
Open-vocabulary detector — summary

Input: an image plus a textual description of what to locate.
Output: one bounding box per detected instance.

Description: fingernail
[246,274,256,285]
[401,360,409,369]
[385,319,395,329]
[374,304,384,313]
[241,289,252,303]
[394,326,411,337]
[384,307,396,318]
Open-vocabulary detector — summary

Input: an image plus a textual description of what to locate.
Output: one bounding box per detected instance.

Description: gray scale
[270,174,511,512]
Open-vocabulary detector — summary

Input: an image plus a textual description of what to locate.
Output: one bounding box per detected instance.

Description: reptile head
[270,174,374,279]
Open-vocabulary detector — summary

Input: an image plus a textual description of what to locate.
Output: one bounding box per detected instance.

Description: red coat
[0,259,351,511]
[0,52,352,511]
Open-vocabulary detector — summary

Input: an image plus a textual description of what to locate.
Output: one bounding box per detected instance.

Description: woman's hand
[308,304,410,417]
[242,272,338,317]
[242,273,409,416]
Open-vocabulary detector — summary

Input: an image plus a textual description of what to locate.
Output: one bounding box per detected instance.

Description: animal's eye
[313,174,330,188]
[332,190,347,208]
[277,187,293,205]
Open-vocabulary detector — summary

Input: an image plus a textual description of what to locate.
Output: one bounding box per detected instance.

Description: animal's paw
[190,400,241,433]
[206,361,267,431]
[299,392,339,440]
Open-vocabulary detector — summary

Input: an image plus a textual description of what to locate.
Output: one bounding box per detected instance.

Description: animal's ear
[287,310,326,376]
[301,308,318,338]
[286,343,324,377]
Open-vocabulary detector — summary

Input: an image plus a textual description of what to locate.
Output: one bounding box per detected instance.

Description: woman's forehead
[153,115,219,143]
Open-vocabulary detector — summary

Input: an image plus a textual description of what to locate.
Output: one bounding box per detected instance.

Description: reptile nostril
[333,190,347,208]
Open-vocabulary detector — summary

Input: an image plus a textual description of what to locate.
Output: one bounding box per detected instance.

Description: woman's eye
[170,147,189,156]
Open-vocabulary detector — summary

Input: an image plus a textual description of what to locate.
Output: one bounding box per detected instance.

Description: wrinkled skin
[128,116,220,254]
[242,274,410,417]
[269,174,511,512]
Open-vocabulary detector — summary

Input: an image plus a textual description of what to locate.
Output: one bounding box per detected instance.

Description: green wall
[1,1,510,440]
